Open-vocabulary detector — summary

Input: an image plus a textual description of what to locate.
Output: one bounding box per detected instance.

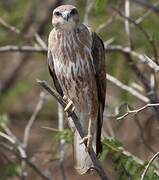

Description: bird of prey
[47,5,106,174]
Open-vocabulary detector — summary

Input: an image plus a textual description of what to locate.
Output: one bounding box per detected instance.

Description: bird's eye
[70,8,77,15]
[54,11,61,16]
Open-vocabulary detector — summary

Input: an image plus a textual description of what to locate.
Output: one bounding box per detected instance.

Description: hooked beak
[62,11,70,21]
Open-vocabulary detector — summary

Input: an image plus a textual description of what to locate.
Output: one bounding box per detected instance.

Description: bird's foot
[63,95,75,113]
[80,134,92,150]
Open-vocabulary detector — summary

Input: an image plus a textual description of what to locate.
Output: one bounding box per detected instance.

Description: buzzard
[48,5,106,174]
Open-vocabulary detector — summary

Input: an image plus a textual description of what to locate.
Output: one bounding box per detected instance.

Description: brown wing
[47,51,64,97]
[91,32,106,155]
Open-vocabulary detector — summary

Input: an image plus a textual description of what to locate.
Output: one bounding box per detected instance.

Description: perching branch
[37,79,110,180]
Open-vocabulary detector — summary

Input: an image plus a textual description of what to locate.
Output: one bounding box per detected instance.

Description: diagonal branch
[37,79,110,180]
[132,0,159,15]
[113,7,158,62]
[117,103,159,120]
[0,141,51,180]
[107,73,149,103]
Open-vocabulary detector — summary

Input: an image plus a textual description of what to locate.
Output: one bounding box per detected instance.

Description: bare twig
[0,142,52,180]
[117,103,159,120]
[22,91,46,178]
[141,152,159,180]
[37,79,110,180]
[96,14,116,34]
[132,0,159,15]
[105,45,159,72]
[113,7,158,61]
[105,44,159,120]
[23,91,46,148]
[83,0,95,24]
[107,73,149,103]
[0,17,21,35]
[0,131,26,159]
[34,33,47,49]
[2,44,159,73]
[0,45,47,53]
[135,0,159,24]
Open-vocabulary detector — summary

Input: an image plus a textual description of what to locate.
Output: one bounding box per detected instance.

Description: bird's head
[52,5,80,31]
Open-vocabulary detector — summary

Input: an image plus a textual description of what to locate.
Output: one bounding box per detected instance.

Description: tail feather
[74,131,93,174]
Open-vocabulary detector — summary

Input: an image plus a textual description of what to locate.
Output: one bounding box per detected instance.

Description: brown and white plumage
[47,5,106,174]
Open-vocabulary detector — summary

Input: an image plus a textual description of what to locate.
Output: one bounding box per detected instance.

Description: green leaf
[102,138,122,151]
[99,148,109,161]
[54,129,72,144]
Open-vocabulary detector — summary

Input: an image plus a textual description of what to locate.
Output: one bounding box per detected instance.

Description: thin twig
[0,142,52,180]
[105,45,159,72]
[0,132,26,159]
[96,14,116,34]
[0,45,47,53]
[117,103,159,120]
[132,0,159,15]
[135,0,159,24]
[23,91,46,148]
[107,73,149,103]
[37,79,110,180]
[83,0,95,24]
[113,7,158,62]
[141,152,159,180]
[106,44,159,120]
[1,44,159,73]
[34,33,47,49]
[0,17,21,35]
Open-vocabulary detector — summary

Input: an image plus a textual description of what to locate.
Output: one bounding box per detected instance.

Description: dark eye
[71,8,77,15]
[54,11,61,16]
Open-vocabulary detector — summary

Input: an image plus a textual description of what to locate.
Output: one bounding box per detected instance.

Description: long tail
[74,127,98,175]
[74,130,94,174]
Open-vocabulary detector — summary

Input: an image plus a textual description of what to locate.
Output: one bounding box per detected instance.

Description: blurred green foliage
[101,138,159,179]
[54,128,73,144]
[0,163,21,180]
